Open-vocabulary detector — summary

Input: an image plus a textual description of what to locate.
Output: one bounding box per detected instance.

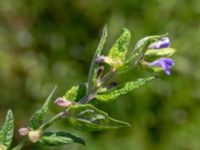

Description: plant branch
[79,70,116,104]
[39,112,64,130]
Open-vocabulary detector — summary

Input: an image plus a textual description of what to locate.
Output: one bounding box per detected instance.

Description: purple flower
[149,37,170,49]
[148,58,175,75]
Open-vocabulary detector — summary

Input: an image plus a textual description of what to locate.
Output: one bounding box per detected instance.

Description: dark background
[0,0,200,150]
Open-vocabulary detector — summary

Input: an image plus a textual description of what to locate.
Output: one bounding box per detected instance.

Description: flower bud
[148,37,170,49]
[97,66,104,78]
[28,130,43,143]
[18,127,29,136]
[95,55,106,64]
[108,81,117,90]
[54,97,72,107]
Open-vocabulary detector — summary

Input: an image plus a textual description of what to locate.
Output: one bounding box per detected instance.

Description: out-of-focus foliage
[0,0,200,150]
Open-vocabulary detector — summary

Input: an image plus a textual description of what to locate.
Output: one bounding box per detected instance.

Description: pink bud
[18,127,29,136]
[54,97,72,107]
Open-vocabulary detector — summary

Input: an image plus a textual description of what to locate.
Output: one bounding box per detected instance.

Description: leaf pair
[28,86,86,147]
[64,76,155,103]
[87,26,131,92]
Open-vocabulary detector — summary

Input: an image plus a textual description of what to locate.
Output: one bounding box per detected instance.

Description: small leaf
[0,110,14,149]
[38,132,85,146]
[29,86,57,129]
[64,83,87,102]
[108,28,131,68]
[88,25,107,91]
[67,104,130,131]
[109,28,131,61]
[96,76,155,102]
[145,47,176,57]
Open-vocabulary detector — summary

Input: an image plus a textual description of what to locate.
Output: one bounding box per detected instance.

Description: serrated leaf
[108,28,131,68]
[96,76,155,101]
[67,104,130,131]
[0,110,14,149]
[88,25,107,91]
[145,47,176,57]
[38,131,85,146]
[29,86,57,129]
[64,83,87,102]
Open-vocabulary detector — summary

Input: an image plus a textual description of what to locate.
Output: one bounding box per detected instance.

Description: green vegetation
[0,0,200,150]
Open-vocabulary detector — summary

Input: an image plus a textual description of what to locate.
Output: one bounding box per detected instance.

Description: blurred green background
[0,0,200,150]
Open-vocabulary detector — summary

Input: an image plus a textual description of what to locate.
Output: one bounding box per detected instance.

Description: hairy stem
[79,70,116,104]
[100,70,116,84]
[39,112,65,130]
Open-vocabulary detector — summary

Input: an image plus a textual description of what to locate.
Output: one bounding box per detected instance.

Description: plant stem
[79,70,116,104]
[78,88,97,104]
[11,112,64,150]
[39,112,64,130]
[100,70,115,84]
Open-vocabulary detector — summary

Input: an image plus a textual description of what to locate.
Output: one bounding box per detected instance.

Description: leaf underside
[67,104,130,131]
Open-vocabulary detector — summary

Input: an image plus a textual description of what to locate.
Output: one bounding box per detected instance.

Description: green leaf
[29,86,57,129]
[0,110,14,149]
[88,25,107,91]
[145,47,176,57]
[96,76,155,102]
[108,28,131,68]
[38,131,85,146]
[64,83,87,102]
[67,104,130,131]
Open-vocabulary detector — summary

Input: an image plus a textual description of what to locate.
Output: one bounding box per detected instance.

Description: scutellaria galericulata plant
[0,25,176,150]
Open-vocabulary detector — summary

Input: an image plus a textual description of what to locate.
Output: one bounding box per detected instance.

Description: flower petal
[161,62,171,75]
[149,37,170,49]
[163,58,174,66]
[148,57,174,75]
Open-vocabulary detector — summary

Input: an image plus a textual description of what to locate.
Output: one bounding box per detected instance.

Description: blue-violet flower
[148,58,175,75]
[149,37,170,49]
